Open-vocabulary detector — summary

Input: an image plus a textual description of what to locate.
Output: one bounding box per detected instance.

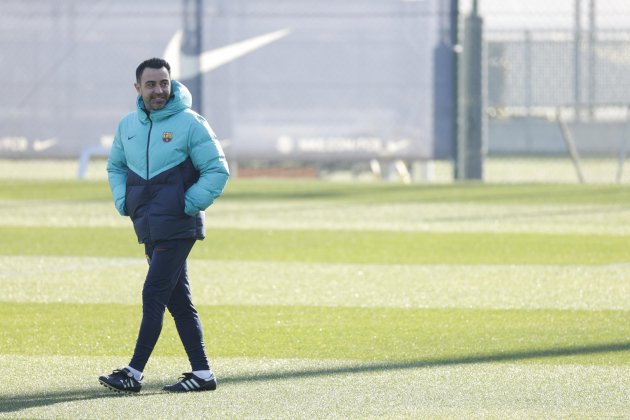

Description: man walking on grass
[99,57,229,394]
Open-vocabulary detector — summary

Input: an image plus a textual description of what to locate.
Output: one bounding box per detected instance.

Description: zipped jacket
[107,80,229,244]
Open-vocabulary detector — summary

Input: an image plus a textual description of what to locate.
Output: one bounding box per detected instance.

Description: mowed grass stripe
[2,302,630,365]
[4,256,630,310]
[1,226,629,265]
[3,179,630,205]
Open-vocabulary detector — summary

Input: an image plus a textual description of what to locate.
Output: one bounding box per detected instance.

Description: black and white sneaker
[98,368,142,394]
[162,372,217,392]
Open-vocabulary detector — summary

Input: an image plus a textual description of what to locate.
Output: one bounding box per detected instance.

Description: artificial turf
[2,177,630,418]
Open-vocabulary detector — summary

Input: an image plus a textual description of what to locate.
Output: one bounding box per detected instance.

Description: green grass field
[2,164,630,418]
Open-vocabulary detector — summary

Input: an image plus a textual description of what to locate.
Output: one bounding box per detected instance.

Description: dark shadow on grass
[0,384,165,413]
[0,387,121,413]
[2,341,630,413]
[215,341,630,385]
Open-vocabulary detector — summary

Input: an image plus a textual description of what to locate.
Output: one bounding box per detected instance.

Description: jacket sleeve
[106,124,129,216]
[184,116,230,216]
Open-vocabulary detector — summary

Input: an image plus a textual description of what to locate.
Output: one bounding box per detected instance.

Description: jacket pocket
[152,182,186,217]
[179,156,200,191]
[125,184,147,218]
[125,170,147,218]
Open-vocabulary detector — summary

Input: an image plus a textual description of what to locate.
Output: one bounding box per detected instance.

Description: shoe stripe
[181,381,190,391]
[189,379,200,389]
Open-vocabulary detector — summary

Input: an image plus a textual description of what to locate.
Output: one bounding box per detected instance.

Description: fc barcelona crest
[162,132,173,142]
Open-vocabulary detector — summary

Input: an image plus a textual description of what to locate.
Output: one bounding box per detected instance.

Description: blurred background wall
[2,0,630,181]
[0,0,455,161]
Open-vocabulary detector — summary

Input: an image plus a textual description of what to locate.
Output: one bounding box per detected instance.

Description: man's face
[135,67,171,112]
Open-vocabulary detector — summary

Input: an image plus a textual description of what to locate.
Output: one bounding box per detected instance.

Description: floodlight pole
[574,0,582,115]
[587,0,596,116]
[182,0,203,113]
[451,0,459,179]
[456,0,484,180]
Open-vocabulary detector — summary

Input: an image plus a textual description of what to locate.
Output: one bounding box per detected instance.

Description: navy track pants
[129,238,210,372]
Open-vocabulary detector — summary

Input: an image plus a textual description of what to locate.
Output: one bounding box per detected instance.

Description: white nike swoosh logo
[164,28,291,80]
[32,137,58,152]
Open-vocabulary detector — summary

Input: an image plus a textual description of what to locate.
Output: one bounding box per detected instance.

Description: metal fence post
[456,0,484,180]
[574,0,582,116]
[182,0,204,113]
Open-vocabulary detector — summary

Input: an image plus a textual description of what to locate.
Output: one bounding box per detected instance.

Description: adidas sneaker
[162,372,217,392]
[98,368,142,394]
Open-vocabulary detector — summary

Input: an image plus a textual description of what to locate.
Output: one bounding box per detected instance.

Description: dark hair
[136,58,171,83]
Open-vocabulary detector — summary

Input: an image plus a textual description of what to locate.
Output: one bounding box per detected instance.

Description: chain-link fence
[461,0,630,183]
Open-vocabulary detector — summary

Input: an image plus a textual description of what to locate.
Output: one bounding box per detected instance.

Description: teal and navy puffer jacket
[107,80,229,244]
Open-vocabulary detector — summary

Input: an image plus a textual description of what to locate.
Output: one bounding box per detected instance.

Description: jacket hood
[136,80,192,122]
